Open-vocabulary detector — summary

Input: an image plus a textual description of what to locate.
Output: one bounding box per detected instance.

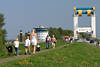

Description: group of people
[13,29,39,56]
[46,35,57,49]
[65,36,73,43]
[12,29,57,56]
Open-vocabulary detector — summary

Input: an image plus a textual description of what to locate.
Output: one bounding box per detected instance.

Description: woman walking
[31,29,38,55]
[51,35,57,48]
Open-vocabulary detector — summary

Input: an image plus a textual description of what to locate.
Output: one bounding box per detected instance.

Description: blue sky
[0,0,99,40]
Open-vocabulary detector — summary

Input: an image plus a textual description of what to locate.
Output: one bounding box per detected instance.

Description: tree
[79,32,91,39]
[58,27,63,36]
[48,27,60,39]
[0,14,7,51]
[48,27,73,39]
[63,30,73,36]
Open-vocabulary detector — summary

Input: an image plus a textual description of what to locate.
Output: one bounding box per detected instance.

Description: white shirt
[14,41,19,48]
[24,39,30,46]
[46,36,51,41]
[37,45,40,47]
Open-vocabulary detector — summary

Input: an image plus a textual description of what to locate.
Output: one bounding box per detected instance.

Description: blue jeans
[46,41,50,49]
[15,48,18,55]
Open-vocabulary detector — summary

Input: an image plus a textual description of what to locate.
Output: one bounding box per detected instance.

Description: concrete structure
[73,7,96,39]
[34,26,48,42]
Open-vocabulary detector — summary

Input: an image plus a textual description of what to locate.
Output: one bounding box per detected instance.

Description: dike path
[0,45,67,64]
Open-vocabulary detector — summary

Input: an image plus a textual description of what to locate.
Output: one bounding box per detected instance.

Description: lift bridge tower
[73,6,96,39]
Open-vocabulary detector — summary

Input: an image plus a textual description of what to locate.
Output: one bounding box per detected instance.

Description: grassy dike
[1,42,100,67]
[0,41,67,59]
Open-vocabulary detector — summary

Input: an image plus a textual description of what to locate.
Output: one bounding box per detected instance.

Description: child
[24,36,31,55]
[36,44,40,52]
[14,38,19,56]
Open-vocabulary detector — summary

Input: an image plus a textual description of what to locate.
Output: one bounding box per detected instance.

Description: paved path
[77,39,98,47]
[0,45,66,64]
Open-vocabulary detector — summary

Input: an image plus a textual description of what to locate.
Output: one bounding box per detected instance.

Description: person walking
[69,36,73,43]
[31,29,38,55]
[46,35,51,49]
[51,35,57,48]
[96,41,99,48]
[65,36,70,43]
[24,36,31,55]
[14,38,19,56]
[6,45,13,56]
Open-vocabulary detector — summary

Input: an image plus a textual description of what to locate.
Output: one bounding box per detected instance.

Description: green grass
[0,41,67,59]
[1,42,100,67]
[18,40,67,55]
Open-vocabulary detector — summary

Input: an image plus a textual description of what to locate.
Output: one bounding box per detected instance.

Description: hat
[16,38,18,41]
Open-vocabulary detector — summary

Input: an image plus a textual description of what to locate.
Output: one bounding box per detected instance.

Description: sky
[0,0,99,40]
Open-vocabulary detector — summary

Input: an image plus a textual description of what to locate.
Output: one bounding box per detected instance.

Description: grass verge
[1,42,100,67]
